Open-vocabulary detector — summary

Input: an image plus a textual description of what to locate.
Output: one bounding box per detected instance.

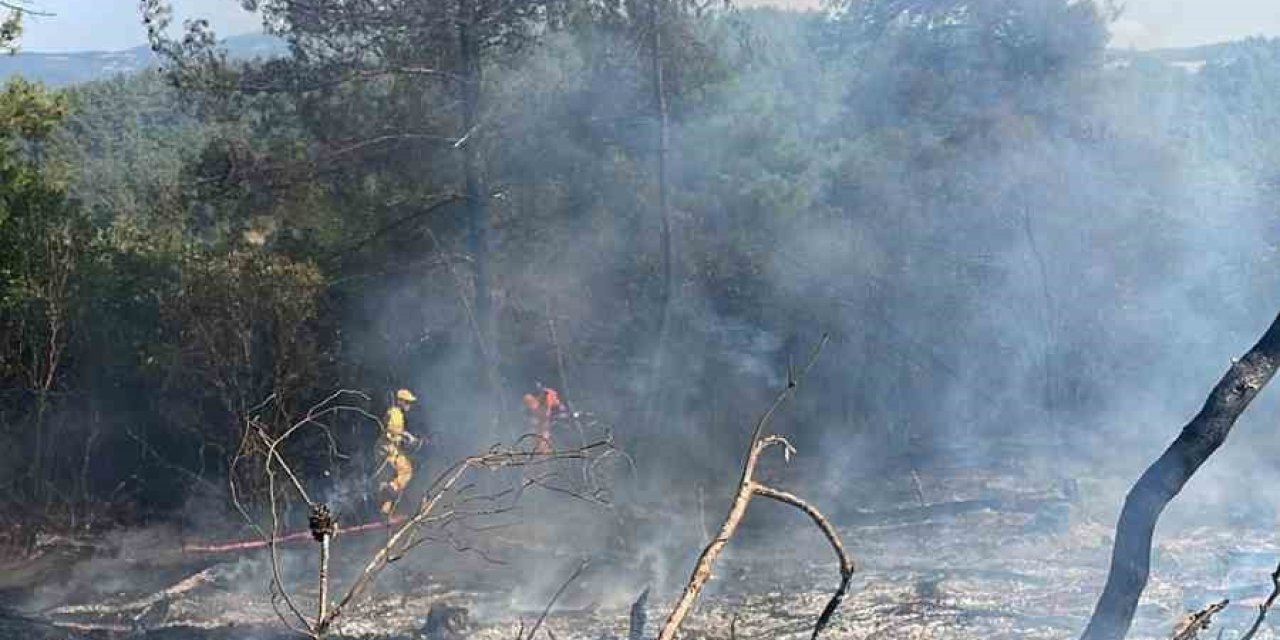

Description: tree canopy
[0,1,1278,537]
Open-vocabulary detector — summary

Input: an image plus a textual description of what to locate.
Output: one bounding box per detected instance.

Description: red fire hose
[182,516,406,554]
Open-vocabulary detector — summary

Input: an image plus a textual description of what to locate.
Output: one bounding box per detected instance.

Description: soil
[2,464,1276,640]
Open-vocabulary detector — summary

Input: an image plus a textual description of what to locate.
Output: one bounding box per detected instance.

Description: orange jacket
[543,388,562,415]
[523,388,563,419]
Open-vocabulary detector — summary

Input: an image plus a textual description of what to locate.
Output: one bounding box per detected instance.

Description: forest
[3,0,1280,638]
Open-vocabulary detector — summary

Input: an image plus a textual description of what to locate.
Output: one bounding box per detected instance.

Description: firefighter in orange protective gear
[522,383,565,454]
[378,388,423,515]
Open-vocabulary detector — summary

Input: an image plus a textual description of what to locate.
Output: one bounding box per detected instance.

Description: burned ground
[4,457,1278,640]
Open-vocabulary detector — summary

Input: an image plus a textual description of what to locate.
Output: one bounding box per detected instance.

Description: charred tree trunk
[459,0,490,365]
[652,0,671,341]
[644,0,674,432]
[1080,311,1280,640]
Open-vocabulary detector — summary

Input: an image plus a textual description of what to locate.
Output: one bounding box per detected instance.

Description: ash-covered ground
[4,456,1279,640]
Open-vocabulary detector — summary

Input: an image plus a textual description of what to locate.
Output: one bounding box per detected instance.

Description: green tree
[0,77,84,505]
[143,0,577,374]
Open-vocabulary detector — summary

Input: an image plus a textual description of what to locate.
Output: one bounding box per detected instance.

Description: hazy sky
[19,0,261,52]
[16,0,1280,52]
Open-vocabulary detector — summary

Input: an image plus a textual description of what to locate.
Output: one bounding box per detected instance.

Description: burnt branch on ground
[1172,599,1228,640]
[44,567,216,622]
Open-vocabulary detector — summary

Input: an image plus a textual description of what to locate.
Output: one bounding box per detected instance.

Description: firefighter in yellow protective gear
[379,388,423,515]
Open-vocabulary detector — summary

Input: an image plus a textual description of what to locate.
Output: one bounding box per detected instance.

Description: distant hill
[0,33,286,87]
[1107,37,1280,73]
[2,30,1276,88]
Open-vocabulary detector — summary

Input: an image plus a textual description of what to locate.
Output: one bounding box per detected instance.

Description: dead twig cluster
[326,443,612,638]
[232,336,857,640]
[230,390,614,639]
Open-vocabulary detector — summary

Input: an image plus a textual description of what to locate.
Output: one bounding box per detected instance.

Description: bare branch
[746,334,829,448]
[264,443,312,633]
[319,440,612,634]
[522,558,589,640]
[232,390,613,638]
[0,1,54,17]
[1240,560,1280,640]
[656,335,850,640]
[752,482,855,639]
[256,427,312,506]
[237,66,462,95]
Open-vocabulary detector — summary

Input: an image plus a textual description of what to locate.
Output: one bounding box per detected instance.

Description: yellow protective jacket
[380,406,414,500]
[384,406,409,447]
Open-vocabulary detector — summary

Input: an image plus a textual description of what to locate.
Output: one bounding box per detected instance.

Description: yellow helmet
[395,388,417,403]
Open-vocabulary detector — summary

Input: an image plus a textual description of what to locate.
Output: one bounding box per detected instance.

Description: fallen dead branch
[1172,599,1228,640]
[841,492,1071,527]
[656,335,855,640]
[1081,311,1280,640]
[45,567,216,618]
[1240,559,1280,640]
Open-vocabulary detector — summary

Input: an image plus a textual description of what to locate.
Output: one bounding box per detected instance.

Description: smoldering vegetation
[3,0,1280,638]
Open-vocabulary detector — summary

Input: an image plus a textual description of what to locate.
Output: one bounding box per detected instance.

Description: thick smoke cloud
[345,2,1280,564]
[10,3,1280,636]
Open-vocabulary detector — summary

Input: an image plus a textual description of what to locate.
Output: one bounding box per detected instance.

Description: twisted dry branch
[656,335,853,640]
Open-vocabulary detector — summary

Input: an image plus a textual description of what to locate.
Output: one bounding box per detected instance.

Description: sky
[18,0,261,52]
[13,0,1280,52]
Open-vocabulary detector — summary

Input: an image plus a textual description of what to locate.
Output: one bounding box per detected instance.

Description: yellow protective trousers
[381,442,414,492]
[379,406,415,514]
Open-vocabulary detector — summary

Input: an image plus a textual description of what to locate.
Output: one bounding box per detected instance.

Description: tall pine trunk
[458,0,493,388]
[644,0,673,431]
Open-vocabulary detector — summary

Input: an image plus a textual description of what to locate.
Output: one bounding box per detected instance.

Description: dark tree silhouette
[1081,311,1280,640]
